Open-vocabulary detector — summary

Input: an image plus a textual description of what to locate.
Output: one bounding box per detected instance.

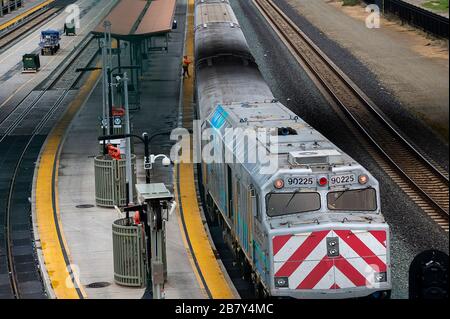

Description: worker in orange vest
[107,144,121,160]
[133,211,141,225]
[182,55,192,78]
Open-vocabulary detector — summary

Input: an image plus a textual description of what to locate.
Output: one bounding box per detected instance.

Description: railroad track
[0,35,98,299]
[253,0,449,231]
[0,6,61,51]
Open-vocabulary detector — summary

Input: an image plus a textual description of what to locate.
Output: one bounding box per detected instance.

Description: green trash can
[94,154,137,207]
[112,217,148,287]
[22,54,40,73]
[64,22,76,36]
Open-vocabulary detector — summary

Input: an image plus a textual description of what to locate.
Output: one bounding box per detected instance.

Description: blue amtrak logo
[211,105,228,129]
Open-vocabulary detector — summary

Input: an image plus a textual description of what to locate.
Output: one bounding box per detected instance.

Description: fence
[364,0,449,38]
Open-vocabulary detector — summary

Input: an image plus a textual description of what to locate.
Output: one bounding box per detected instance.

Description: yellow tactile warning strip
[0,0,55,32]
[174,0,236,299]
[35,65,101,299]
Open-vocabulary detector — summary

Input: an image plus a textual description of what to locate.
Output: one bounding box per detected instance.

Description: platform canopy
[92,0,176,40]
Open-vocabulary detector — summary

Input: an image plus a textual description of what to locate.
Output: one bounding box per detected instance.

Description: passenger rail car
[194,0,391,299]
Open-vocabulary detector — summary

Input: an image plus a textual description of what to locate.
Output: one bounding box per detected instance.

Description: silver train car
[194,0,391,299]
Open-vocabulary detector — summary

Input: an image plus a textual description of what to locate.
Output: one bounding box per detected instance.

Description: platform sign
[113,116,122,129]
[100,118,108,128]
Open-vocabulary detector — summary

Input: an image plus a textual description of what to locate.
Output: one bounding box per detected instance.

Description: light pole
[77,65,141,155]
[99,132,172,299]
[114,72,133,204]
[103,20,112,134]
[100,39,109,134]
[142,132,172,184]
[107,65,140,134]
[98,131,172,184]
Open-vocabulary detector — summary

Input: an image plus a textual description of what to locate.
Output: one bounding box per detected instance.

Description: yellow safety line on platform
[35,65,101,299]
[0,0,55,32]
[173,196,208,298]
[174,0,236,299]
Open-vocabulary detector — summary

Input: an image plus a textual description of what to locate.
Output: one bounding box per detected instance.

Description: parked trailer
[64,22,76,36]
[39,29,60,55]
[22,53,40,73]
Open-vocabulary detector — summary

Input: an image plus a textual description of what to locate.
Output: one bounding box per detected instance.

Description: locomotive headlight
[358,174,369,185]
[274,179,284,189]
[274,276,289,288]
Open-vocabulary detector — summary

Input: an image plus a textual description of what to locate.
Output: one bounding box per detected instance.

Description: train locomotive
[194,0,391,298]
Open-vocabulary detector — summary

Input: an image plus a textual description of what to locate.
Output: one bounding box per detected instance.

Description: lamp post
[98,131,172,184]
[99,132,172,299]
[142,132,172,184]
[100,39,109,134]
[103,20,112,134]
[114,72,133,204]
[106,65,140,134]
[76,65,141,154]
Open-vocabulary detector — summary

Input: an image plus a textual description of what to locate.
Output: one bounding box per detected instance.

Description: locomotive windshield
[327,188,377,211]
[266,192,321,217]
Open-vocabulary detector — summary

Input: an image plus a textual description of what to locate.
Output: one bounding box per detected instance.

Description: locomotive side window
[327,188,377,211]
[266,192,321,217]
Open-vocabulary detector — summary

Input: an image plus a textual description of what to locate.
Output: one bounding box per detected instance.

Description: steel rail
[3,35,98,299]
[254,0,449,226]
[0,7,62,51]
[0,35,95,142]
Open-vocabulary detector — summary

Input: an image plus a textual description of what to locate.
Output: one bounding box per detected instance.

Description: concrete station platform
[0,0,53,30]
[31,0,237,299]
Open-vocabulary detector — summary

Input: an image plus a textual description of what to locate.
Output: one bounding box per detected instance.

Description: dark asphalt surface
[229,0,449,299]
[0,135,47,299]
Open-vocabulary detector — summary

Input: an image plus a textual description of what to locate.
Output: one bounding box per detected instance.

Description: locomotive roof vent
[278,127,297,136]
[288,149,342,166]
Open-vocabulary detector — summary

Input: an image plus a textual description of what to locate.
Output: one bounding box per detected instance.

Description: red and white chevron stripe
[272,229,388,290]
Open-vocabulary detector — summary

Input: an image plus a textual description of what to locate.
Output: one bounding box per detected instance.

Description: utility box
[94,154,137,207]
[136,184,173,284]
[22,54,40,73]
[112,217,147,287]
